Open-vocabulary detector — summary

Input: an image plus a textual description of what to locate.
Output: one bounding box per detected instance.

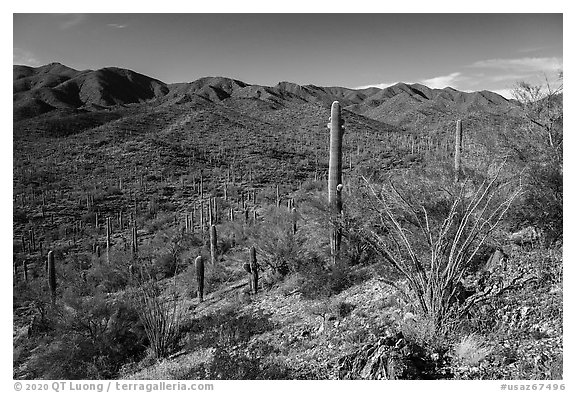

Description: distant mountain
[13,63,169,120]
[13,63,516,127]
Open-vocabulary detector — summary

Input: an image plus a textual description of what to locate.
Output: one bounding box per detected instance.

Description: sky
[13,13,563,99]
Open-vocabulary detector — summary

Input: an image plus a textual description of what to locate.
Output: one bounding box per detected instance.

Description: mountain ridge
[13,63,514,124]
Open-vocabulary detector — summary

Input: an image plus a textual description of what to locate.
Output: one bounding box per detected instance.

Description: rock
[484,247,508,272]
[337,332,449,379]
[510,226,541,245]
[337,333,405,380]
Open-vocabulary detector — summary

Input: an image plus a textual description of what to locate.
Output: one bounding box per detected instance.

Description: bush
[21,292,146,379]
[358,165,524,332]
[135,283,184,359]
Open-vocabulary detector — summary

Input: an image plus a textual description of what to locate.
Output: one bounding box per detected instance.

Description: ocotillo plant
[249,246,258,294]
[195,256,205,302]
[454,119,463,183]
[327,101,345,264]
[47,250,56,303]
[209,225,217,265]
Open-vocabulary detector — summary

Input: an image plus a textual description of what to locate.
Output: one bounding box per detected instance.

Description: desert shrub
[297,261,356,299]
[205,347,292,379]
[13,208,28,224]
[22,292,146,379]
[135,282,184,359]
[87,251,132,292]
[357,164,526,332]
[251,206,314,276]
[502,76,563,243]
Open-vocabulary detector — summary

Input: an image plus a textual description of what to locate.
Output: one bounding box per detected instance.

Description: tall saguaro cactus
[327,101,345,264]
[47,250,56,303]
[195,256,205,302]
[454,119,463,183]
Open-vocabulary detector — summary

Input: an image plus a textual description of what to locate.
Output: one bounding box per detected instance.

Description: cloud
[419,72,463,89]
[13,48,41,66]
[354,81,397,90]
[470,57,562,73]
[108,23,128,29]
[58,14,87,30]
[489,88,514,99]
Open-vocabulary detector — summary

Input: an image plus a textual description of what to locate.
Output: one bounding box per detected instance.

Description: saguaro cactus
[249,246,258,294]
[454,119,463,183]
[47,250,56,302]
[131,225,138,255]
[327,101,345,264]
[195,256,205,302]
[210,225,217,265]
[106,217,111,258]
[276,184,280,208]
[23,261,29,282]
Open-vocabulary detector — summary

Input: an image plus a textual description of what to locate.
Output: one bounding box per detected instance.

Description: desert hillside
[13,63,562,380]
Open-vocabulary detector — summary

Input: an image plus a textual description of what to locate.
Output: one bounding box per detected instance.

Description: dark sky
[13,13,563,97]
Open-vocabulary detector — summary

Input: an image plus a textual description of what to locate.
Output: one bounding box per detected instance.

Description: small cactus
[195,256,205,302]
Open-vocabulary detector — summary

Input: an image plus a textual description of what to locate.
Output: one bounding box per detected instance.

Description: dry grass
[453,334,492,366]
